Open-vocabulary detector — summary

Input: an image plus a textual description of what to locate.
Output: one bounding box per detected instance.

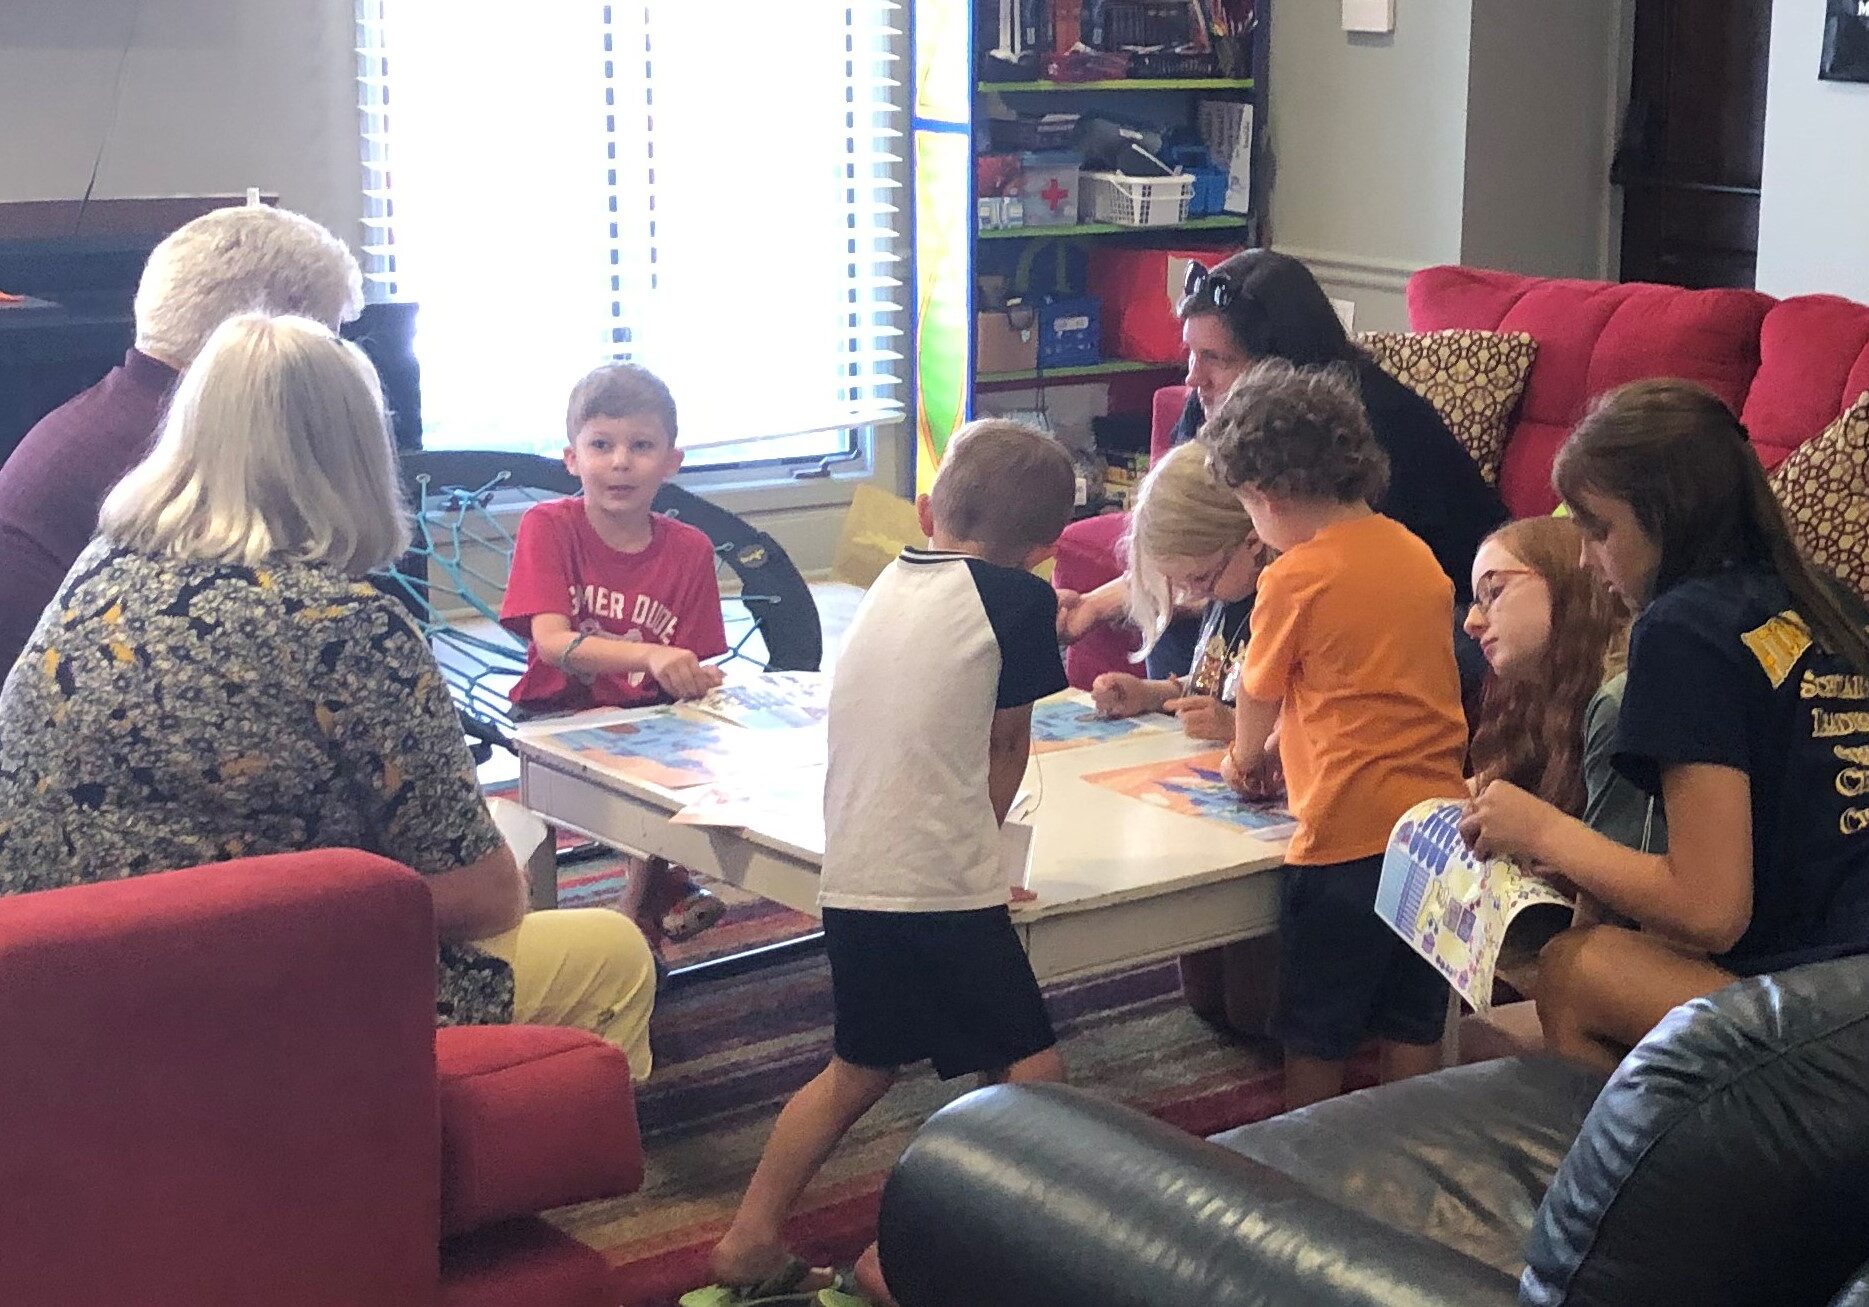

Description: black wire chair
[382,450,829,986]
[382,449,822,760]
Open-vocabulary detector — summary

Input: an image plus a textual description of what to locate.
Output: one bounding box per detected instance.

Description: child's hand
[643,646,724,700]
[1163,694,1233,742]
[1091,672,1151,718]
[1239,751,1283,802]
[1055,589,1103,644]
[1010,885,1038,903]
[1459,779,1555,863]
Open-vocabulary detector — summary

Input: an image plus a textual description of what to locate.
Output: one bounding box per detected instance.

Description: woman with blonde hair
[0,313,657,1078]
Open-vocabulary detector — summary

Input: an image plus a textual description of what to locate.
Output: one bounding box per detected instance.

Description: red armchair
[0,849,642,1307]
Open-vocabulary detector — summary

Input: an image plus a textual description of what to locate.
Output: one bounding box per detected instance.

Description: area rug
[545,950,1377,1307]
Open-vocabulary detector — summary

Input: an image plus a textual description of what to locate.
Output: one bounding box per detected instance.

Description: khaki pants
[477,908,657,1081]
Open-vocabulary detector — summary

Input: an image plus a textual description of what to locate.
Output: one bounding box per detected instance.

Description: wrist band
[561,631,593,674]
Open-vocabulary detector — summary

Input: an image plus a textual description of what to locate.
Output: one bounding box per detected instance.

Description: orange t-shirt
[1239,513,1467,865]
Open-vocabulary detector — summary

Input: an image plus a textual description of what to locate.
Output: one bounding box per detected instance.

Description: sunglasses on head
[1183,261,1245,312]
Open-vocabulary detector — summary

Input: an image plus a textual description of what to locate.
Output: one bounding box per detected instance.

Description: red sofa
[0,850,643,1307]
[1054,266,1869,688]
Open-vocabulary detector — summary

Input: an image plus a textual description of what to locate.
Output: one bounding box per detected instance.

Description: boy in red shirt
[501,362,729,943]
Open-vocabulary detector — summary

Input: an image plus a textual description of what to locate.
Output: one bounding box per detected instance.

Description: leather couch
[1054,265,1869,688]
[0,849,642,1307]
[878,952,1869,1306]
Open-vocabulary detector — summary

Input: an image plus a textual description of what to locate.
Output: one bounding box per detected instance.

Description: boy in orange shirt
[1210,359,1468,1110]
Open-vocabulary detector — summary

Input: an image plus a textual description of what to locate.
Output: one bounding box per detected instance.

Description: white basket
[1081,170,1196,227]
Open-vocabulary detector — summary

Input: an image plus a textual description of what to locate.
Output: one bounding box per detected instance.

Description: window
[356,2,906,471]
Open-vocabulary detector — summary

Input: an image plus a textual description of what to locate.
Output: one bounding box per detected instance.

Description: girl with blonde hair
[1091,441,1272,742]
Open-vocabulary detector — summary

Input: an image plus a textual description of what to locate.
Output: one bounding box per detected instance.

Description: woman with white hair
[0,204,363,676]
[0,314,658,1078]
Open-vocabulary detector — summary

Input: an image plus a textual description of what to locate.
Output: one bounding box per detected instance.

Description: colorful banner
[911,0,972,495]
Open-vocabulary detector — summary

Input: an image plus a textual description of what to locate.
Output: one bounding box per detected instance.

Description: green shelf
[979,77,1253,93]
[977,359,1182,384]
[979,215,1251,240]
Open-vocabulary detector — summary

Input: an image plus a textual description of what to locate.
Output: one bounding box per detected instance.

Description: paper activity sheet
[528,707,824,791]
[694,671,830,731]
[1082,749,1297,839]
[1030,696,1172,755]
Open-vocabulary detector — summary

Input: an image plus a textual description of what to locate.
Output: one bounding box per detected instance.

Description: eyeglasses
[1468,567,1538,616]
[1182,261,1245,313]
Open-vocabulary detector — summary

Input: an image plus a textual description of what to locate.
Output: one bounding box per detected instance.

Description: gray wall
[1266,0,1476,330]
[1461,0,1622,281]
[0,0,361,245]
[1266,0,1623,331]
[1757,0,1869,301]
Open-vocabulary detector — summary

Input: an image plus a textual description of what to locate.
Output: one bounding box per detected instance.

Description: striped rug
[541,936,1367,1307]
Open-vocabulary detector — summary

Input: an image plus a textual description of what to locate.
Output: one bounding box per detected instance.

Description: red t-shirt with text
[500,497,727,714]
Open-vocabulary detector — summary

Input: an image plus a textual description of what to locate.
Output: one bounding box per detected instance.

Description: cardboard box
[976,306,1038,375]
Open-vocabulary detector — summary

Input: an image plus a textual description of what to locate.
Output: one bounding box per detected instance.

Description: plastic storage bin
[1080,171,1195,227]
[1017,151,1083,227]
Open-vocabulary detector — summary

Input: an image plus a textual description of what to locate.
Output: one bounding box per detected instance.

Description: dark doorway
[1614,0,1774,289]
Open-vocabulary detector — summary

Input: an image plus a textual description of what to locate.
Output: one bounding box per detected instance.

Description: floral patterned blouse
[0,540,512,1026]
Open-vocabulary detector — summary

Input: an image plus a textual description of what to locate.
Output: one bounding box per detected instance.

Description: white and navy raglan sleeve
[965,560,1069,709]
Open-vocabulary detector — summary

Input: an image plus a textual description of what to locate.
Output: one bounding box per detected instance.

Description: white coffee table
[515,692,1288,983]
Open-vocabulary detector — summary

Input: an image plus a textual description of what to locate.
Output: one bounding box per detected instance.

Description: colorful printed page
[1082,749,1297,840]
[528,708,824,792]
[693,671,830,731]
[1030,695,1173,755]
[1373,799,1573,1013]
[671,762,829,855]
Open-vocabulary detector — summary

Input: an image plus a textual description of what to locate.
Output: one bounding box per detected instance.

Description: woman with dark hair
[1060,249,1508,682]
[1463,379,1869,1072]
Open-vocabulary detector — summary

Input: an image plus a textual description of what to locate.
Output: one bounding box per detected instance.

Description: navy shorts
[822,905,1057,1080]
[1274,855,1449,1061]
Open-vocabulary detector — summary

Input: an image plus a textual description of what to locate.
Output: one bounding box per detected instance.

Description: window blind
[357,2,906,463]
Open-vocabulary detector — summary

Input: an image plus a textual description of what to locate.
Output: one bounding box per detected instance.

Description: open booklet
[1373,799,1576,1013]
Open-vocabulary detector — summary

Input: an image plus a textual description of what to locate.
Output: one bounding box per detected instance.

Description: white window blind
[356,2,905,465]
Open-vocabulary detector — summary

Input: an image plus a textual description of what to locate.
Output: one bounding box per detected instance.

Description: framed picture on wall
[1821,0,1869,82]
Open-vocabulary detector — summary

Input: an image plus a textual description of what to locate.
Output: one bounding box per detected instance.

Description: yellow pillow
[1769,391,1869,605]
[1359,329,1539,485]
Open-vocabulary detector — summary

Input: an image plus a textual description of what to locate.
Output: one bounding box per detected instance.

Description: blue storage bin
[1187,165,1229,217]
[1038,295,1101,369]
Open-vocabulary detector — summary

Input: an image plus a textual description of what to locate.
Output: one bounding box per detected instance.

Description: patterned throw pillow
[1359,329,1539,484]
[1770,391,1869,605]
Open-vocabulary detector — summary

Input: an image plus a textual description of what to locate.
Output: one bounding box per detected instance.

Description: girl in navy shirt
[1462,379,1869,1072]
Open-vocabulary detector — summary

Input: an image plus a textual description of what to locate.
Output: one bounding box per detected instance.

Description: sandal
[660,884,725,941]
[678,1254,818,1306]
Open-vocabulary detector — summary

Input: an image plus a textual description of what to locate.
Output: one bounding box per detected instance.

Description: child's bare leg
[1282,1051,1346,1110]
[973,1044,1066,1088]
[1535,924,1733,1075]
[710,1056,896,1287]
[1378,1038,1441,1084]
[614,853,654,932]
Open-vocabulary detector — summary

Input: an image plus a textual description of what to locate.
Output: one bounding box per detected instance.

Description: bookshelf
[980,76,1254,92]
[911,1,1270,491]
